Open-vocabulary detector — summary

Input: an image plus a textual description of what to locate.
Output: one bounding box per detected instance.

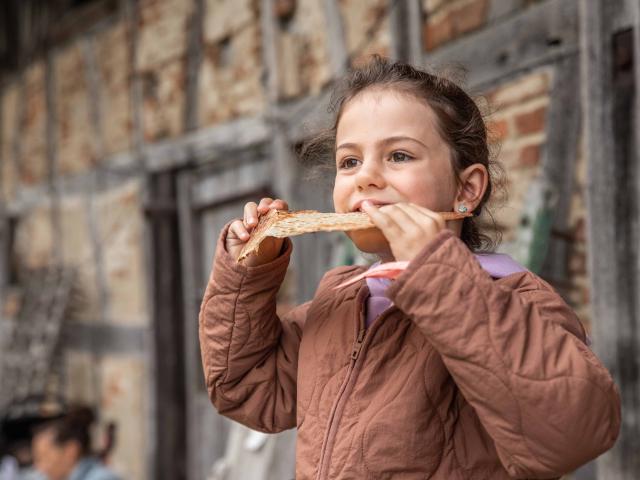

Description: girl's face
[333,88,458,255]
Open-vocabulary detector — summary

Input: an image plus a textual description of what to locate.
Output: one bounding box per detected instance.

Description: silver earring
[457,204,468,213]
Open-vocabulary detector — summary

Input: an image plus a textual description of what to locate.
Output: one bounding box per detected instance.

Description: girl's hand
[361,201,445,262]
[226,197,289,267]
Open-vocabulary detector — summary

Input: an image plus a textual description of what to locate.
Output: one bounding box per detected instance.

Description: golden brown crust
[237,209,472,261]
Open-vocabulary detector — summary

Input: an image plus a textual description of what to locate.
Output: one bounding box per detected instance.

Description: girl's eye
[339,158,360,169]
[390,151,413,163]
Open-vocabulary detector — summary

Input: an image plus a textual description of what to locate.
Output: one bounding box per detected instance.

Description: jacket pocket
[360,365,444,478]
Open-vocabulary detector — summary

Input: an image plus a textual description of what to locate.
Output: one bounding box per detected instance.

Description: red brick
[518,143,541,167]
[487,119,509,142]
[569,251,587,275]
[452,0,489,36]
[515,106,547,136]
[580,285,591,305]
[423,12,453,51]
[572,217,586,242]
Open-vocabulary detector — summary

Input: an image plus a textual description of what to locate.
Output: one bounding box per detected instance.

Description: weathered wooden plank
[322,0,349,77]
[177,171,227,480]
[184,0,204,132]
[149,115,271,171]
[261,0,280,103]
[426,0,580,90]
[81,35,106,161]
[44,51,63,266]
[539,55,581,292]
[63,321,146,355]
[390,0,423,65]
[11,71,25,191]
[191,159,271,209]
[145,172,187,480]
[612,0,635,32]
[0,85,5,299]
[580,0,639,477]
[124,0,144,162]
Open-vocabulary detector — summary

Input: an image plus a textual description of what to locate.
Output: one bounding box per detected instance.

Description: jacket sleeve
[386,229,621,479]
[199,222,309,433]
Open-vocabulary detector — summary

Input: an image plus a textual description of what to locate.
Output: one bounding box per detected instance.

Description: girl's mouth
[351,200,392,212]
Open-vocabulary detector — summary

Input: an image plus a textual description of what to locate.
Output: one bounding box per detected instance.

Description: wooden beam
[184,0,204,132]
[0,114,271,215]
[0,83,6,299]
[539,55,581,291]
[580,0,639,476]
[261,0,280,103]
[64,321,146,355]
[11,72,25,191]
[124,0,145,165]
[44,51,63,266]
[426,0,580,90]
[390,0,423,65]
[81,35,106,167]
[322,0,349,77]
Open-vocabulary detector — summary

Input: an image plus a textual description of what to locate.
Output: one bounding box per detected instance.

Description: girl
[199,57,620,479]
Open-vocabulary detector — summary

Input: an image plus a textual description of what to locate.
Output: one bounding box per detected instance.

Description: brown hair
[299,55,503,252]
[35,406,95,457]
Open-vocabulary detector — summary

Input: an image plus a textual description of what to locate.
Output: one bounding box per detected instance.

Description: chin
[346,228,391,256]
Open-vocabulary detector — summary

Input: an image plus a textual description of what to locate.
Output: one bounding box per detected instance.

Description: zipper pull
[351,328,366,360]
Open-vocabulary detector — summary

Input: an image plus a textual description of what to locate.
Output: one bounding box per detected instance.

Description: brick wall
[199,0,265,125]
[341,0,391,64]
[275,0,332,99]
[137,0,192,142]
[94,22,132,156]
[0,0,596,478]
[484,69,552,241]
[55,43,97,175]
[422,0,545,52]
[22,62,48,184]
[483,69,592,330]
[1,83,20,202]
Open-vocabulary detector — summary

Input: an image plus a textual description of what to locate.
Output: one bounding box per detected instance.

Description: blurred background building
[0,0,637,479]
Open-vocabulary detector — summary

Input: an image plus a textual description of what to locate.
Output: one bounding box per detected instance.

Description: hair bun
[66,405,96,429]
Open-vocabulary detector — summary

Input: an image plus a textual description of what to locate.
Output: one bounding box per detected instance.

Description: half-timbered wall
[0,0,637,478]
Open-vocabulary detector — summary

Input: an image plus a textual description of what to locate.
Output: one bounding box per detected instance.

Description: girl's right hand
[226,197,289,267]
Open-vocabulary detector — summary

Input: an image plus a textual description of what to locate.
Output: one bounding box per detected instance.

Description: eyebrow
[336,136,428,151]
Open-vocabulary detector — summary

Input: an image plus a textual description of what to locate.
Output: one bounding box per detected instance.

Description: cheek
[401,174,454,210]
[332,179,348,212]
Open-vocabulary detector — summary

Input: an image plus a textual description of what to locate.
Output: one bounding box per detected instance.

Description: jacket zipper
[314,288,396,480]
[314,287,368,480]
[351,328,366,360]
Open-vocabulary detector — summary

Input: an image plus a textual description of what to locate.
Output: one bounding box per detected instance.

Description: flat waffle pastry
[237,209,472,261]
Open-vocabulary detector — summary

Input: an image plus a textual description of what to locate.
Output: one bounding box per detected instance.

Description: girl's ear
[454,163,489,213]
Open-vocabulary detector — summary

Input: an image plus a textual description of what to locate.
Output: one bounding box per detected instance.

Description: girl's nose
[355,159,386,191]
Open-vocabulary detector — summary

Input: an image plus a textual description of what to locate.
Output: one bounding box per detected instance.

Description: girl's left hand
[361,201,446,262]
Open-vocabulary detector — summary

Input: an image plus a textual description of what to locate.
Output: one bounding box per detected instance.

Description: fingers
[229,219,250,242]
[244,198,289,232]
[361,201,404,238]
[362,201,445,240]
[395,203,445,230]
[244,202,259,230]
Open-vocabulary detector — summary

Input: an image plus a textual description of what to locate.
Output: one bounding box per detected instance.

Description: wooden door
[177,154,296,480]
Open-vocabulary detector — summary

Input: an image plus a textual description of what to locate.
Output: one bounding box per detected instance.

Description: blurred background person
[31,406,119,480]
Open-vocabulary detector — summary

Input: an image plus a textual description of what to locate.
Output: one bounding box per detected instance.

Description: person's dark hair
[36,406,95,457]
[299,55,504,252]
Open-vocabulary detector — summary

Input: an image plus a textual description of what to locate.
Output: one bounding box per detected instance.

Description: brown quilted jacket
[199,225,620,479]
